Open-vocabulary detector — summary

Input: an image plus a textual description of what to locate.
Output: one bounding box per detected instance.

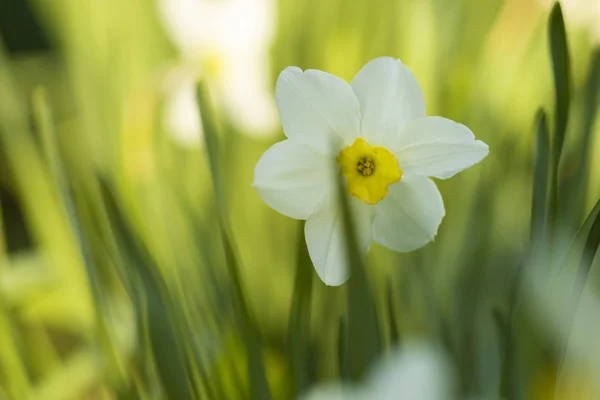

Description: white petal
[275,67,361,153]
[372,176,444,252]
[367,343,454,400]
[394,117,488,179]
[351,57,425,147]
[305,200,373,286]
[163,71,203,147]
[299,384,367,400]
[253,140,332,220]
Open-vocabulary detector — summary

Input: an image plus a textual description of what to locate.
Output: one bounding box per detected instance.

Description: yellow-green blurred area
[0,0,600,398]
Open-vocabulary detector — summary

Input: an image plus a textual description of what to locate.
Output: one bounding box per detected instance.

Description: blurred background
[0,0,599,398]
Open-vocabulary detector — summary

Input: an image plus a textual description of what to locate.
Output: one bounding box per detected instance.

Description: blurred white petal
[300,384,367,400]
[158,0,275,56]
[299,343,453,399]
[367,343,454,400]
[223,50,278,135]
[158,0,278,136]
[162,67,203,147]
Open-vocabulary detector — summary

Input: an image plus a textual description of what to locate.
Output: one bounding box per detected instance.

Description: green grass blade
[196,81,272,400]
[288,221,314,396]
[556,198,600,373]
[101,185,196,400]
[549,2,571,159]
[338,315,349,381]
[31,87,130,384]
[560,49,600,228]
[548,2,571,241]
[386,280,400,348]
[530,110,550,247]
[336,175,381,381]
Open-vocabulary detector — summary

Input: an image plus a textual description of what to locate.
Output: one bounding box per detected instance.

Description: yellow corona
[336,138,403,204]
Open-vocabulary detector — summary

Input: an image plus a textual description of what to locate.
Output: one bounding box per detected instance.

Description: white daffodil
[253,57,488,286]
[158,0,278,144]
[300,343,454,400]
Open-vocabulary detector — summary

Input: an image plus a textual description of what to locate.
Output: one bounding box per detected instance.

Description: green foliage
[0,0,599,399]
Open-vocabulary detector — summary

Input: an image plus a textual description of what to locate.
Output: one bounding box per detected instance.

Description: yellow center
[336,138,403,205]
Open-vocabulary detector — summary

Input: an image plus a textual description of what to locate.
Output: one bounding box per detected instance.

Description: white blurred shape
[163,66,204,147]
[367,345,454,400]
[158,0,278,145]
[159,0,274,56]
[300,342,454,400]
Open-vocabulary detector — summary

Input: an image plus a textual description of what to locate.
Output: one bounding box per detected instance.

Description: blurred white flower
[538,0,600,42]
[161,65,204,147]
[253,57,488,286]
[158,0,278,145]
[300,343,454,400]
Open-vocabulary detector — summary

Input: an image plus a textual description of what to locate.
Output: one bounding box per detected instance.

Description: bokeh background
[0,0,599,398]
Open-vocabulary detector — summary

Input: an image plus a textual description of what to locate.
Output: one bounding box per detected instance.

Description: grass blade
[336,175,381,381]
[101,185,196,400]
[386,279,400,348]
[560,49,600,229]
[549,2,571,158]
[288,221,314,396]
[530,110,551,248]
[548,2,571,241]
[196,81,272,400]
[556,198,600,373]
[338,315,349,381]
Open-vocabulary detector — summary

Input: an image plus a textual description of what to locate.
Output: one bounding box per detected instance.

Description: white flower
[253,57,489,286]
[161,66,204,147]
[157,0,278,144]
[300,343,454,400]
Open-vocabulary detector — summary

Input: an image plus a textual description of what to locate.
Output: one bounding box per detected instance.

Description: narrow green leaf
[386,279,400,348]
[31,87,128,384]
[492,307,507,381]
[548,2,571,240]
[101,185,196,400]
[336,175,381,381]
[196,81,272,400]
[549,2,571,159]
[556,198,600,373]
[530,110,550,247]
[338,316,349,381]
[288,221,314,395]
[560,48,600,228]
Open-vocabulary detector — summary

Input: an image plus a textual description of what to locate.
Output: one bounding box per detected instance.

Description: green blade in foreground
[547,2,571,240]
[336,175,381,381]
[288,221,314,395]
[102,186,196,400]
[385,280,400,348]
[560,49,600,228]
[530,110,550,249]
[338,315,349,381]
[549,2,570,160]
[556,198,600,373]
[196,81,272,400]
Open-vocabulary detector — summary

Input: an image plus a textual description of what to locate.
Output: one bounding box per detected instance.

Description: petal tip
[322,275,350,287]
